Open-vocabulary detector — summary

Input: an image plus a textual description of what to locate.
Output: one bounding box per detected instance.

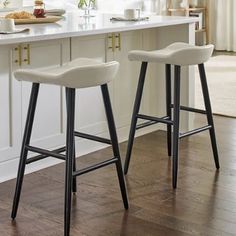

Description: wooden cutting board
[13,16,63,25]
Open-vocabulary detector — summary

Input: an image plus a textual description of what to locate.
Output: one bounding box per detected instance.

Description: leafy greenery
[3,0,10,8]
[78,0,96,9]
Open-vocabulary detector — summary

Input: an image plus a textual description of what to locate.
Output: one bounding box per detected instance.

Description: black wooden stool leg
[11,83,40,219]
[172,66,181,189]
[72,145,77,193]
[198,64,220,169]
[65,88,77,193]
[124,62,148,175]
[64,88,76,236]
[166,64,172,157]
[101,84,129,210]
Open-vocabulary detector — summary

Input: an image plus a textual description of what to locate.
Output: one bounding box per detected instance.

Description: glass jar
[33,0,45,18]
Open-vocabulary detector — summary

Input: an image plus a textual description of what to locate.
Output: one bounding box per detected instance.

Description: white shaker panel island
[0,12,198,182]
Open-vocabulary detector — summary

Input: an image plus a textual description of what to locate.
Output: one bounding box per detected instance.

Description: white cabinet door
[0,45,21,162]
[107,31,143,128]
[17,39,70,149]
[71,35,108,136]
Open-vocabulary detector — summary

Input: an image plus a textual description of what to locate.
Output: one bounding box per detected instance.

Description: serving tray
[13,16,63,25]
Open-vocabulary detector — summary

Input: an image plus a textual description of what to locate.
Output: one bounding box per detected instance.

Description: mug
[124,9,141,20]
[0,18,15,32]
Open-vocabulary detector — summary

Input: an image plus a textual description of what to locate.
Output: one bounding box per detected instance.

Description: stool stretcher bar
[74,131,112,145]
[25,145,66,162]
[170,105,207,115]
[137,114,173,125]
[26,146,67,164]
[73,157,118,177]
[179,125,212,139]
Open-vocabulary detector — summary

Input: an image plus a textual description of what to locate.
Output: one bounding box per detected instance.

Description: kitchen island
[0,11,198,182]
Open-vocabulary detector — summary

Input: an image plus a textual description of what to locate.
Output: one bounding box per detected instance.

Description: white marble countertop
[0,12,198,45]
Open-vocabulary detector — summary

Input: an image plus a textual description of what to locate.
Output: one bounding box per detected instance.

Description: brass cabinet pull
[115,33,121,51]
[108,33,116,52]
[108,33,121,52]
[14,45,22,66]
[23,44,31,65]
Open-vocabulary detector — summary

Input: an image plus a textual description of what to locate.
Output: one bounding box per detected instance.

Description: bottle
[33,0,45,18]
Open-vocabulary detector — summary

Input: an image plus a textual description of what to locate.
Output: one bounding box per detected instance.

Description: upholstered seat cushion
[14,58,119,88]
[128,42,214,66]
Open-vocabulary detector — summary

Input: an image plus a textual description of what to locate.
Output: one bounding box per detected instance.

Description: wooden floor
[1,115,236,235]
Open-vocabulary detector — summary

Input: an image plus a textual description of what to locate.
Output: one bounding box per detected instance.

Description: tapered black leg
[65,88,77,193]
[72,146,77,193]
[64,88,76,236]
[124,62,148,174]
[198,64,220,169]
[101,84,129,210]
[11,83,40,219]
[166,64,172,157]
[172,66,181,189]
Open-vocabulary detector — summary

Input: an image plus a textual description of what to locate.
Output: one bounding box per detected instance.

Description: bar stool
[11,58,129,236]
[124,42,220,189]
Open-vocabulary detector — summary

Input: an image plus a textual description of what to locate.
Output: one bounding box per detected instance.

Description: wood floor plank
[0,115,236,235]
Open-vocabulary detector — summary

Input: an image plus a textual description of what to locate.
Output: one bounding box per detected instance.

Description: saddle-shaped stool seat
[14,58,119,88]
[128,42,214,65]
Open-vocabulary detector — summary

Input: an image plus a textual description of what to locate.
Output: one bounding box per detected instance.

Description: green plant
[78,0,96,9]
[3,0,10,8]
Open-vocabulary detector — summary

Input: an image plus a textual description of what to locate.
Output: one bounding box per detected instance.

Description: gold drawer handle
[115,34,121,51]
[14,45,22,66]
[23,44,30,65]
[108,33,116,52]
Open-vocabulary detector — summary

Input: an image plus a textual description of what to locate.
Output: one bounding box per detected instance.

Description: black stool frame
[124,62,220,189]
[11,83,129,236]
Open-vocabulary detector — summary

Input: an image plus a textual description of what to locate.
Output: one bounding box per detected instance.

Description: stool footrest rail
[74,131,112,145]
[137,114,173,125]
[179,125,212,139]
[170,105,207,115]
[26,145,66,164]
[73,157,118,177]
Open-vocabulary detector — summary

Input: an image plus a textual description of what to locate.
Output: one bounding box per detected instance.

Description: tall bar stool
[11,58,129,236]
[124,42,220,189]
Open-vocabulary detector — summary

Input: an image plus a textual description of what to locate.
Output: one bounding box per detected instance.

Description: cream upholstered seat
[14,58,119,88]
[128,42,214,66]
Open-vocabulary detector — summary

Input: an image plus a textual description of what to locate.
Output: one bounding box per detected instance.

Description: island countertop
[0,12,198,45]
[0,10,197,183]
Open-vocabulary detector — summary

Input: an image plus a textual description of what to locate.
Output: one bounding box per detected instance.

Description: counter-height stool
[124,42,220,189]
[11,58,129,236]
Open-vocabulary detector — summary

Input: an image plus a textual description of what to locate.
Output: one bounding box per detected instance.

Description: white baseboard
[0,124,162,183]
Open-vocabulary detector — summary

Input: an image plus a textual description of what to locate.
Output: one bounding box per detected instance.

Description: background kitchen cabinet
[106,31,143,130]
[20,39,70,150]
[71,35,108,140]
[0,22,195,182]
[0,45,21,162]
[0,39,70,165]
[70,31,161,142]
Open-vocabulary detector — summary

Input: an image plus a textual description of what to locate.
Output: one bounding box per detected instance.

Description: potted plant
[78,0,96,16]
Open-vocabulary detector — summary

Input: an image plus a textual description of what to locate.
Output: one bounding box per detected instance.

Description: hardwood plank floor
[1,115,236,235]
